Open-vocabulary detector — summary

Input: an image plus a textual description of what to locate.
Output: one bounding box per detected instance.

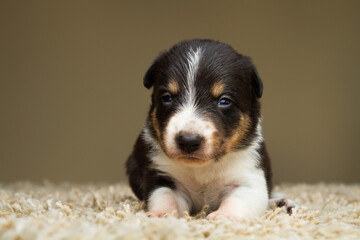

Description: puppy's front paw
[206,196,267,220]
[146,187,182,218]
[206,210,241,220]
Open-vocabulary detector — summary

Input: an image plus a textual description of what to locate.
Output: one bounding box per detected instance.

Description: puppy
[126,39,274,219]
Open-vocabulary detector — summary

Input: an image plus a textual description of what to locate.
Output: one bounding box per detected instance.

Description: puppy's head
[145,39,263,167]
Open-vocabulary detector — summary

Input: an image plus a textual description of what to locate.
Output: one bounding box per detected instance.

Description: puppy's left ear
[143,51,167,89]
[252,69,263,98]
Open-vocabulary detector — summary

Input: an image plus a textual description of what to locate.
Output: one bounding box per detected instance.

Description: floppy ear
[143,51,167,89]
[252,68,263,98]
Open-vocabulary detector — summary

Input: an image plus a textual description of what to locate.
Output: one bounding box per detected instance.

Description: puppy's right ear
[143,51,167,89]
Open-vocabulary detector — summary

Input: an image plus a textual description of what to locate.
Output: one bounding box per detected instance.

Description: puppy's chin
[170,155,213,167]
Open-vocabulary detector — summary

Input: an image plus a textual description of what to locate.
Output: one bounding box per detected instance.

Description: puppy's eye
[161,94,173,105]
[218,97,231,107]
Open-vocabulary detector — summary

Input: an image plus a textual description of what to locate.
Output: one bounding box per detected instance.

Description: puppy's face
[145,40,263,167]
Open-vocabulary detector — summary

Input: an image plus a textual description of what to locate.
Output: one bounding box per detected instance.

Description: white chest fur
[151,142,267,212]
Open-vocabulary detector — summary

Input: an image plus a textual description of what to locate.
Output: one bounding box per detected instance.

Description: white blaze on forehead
[184,47,202,108]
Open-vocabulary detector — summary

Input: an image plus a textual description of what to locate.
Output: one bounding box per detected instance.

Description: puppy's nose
[176,134,202,153]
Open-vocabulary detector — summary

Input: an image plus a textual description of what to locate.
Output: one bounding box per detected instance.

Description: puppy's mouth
[176,154,206,161]
[179,154,202,159]
[173,156,213,167]
[165,151,214,167]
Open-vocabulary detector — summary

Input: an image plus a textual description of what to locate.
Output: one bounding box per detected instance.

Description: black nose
[176,134,202,153]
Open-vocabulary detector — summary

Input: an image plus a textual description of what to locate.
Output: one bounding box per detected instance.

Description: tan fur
[151,108,161,139]
[211,81,225,98]
[210,131,222,156]
[168,79,180,95]
[225,114,251,153]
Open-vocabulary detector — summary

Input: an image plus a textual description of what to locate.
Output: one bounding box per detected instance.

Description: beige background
[0,1,359,184]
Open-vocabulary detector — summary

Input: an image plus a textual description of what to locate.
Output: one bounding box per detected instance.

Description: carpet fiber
[0,182,360,239]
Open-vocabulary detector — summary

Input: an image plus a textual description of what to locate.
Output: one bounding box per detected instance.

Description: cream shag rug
[0,182,360,240]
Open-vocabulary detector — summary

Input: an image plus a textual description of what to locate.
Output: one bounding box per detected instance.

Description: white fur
[184,47,202,107]
[164,105,217,156]
[145,122,268,217]
[142,126,159,150]
[147,187,190,216]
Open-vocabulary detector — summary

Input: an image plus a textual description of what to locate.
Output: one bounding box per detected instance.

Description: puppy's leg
[146,187,189,218]
[207,188,268,220]
[207,173,268,220]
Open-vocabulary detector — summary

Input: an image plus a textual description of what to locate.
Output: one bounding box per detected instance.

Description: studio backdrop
[0,0,359,183]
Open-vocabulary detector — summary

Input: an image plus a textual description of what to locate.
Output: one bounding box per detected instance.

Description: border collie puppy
[126,39,274,219]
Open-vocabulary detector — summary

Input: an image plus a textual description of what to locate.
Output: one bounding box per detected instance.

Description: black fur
[126,134,176,202]
[126,39,272,209]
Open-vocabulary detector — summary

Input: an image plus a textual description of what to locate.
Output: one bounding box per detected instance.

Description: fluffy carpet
[0,182,359,240]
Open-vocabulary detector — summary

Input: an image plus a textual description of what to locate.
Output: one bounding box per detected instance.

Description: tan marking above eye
[211,81,225,98]
[168,79,180,95]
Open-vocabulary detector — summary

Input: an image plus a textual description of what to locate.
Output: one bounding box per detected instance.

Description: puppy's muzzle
[176,133,203,154]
